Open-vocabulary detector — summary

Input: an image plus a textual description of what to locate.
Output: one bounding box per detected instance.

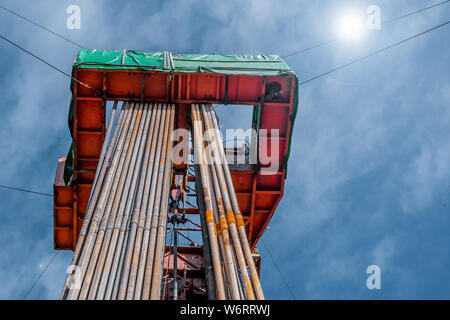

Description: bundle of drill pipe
[61,101,175,300]
[191,104,264,300]
[60,101,264,300]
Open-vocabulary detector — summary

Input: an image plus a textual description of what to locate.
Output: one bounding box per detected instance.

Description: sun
[336,10,366,42]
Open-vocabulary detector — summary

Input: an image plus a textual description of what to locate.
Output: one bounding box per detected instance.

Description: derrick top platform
[70,49,298,103]
[54,49,299,251]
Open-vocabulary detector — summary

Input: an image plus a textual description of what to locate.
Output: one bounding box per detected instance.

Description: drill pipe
[208,104,265,300]
[95,103,152,299]
[62,102,174,300]
[60,101,120,299]
[148,103,175,300]
[66,102,135,300]
[88,103,150,299]
[117,103,163,299]
[191,104,226,300]
[125,104,166,299]
[79,103,145,299]
[137,104,172,299]
[199,105,255,300]
[62,101,261,300]
[106,103,159,300]
[200,113,241,299]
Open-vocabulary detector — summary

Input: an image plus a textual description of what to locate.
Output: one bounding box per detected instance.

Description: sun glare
[336,11,366,42]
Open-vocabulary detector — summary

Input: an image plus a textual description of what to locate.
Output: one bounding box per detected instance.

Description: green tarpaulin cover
[73,50,295,76]
[64,50,299,184]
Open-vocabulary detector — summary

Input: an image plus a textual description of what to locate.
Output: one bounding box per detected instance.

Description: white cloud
[372,235,396,268]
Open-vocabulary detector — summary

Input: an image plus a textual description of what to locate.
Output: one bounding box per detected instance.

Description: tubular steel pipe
[126,104,167,300]
[95,103,152,300]
[134,104,170,299]
[208,104,265,300]
[62,101,261,301]
[62,102,177,300]
[80,102,144,299]
[207,168,231,299]
[88,101,119,211]
[149,103,175,300]
[66,101,130,299]
[86,101,119,227]
[202,120,241,299]
[88,103,150,299]
[66,102,135,300]
[172,215,179,300]
[111,103,157,299]
[79,102,141,298]
[141,104,172,299]
[117,103,163,300]
[200,106,251,298]
[60,101,122,299]
[194,163,217,300]
[79,102,139,299]
[200,104,255,300]
[106,103,159,300]
[190,104,226,300]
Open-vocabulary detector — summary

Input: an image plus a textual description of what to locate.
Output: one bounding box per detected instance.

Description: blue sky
[0,0,449,299]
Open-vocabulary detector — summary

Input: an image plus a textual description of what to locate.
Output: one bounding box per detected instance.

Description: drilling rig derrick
[53,50,298,300]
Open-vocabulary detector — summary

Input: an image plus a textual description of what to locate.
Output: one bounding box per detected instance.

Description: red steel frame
[53,68,296,251]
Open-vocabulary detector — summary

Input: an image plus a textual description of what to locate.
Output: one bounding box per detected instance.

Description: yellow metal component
[205,209,215,224]
[219,217,229,231]
[226,211,236,224]
[235,213,245,227]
